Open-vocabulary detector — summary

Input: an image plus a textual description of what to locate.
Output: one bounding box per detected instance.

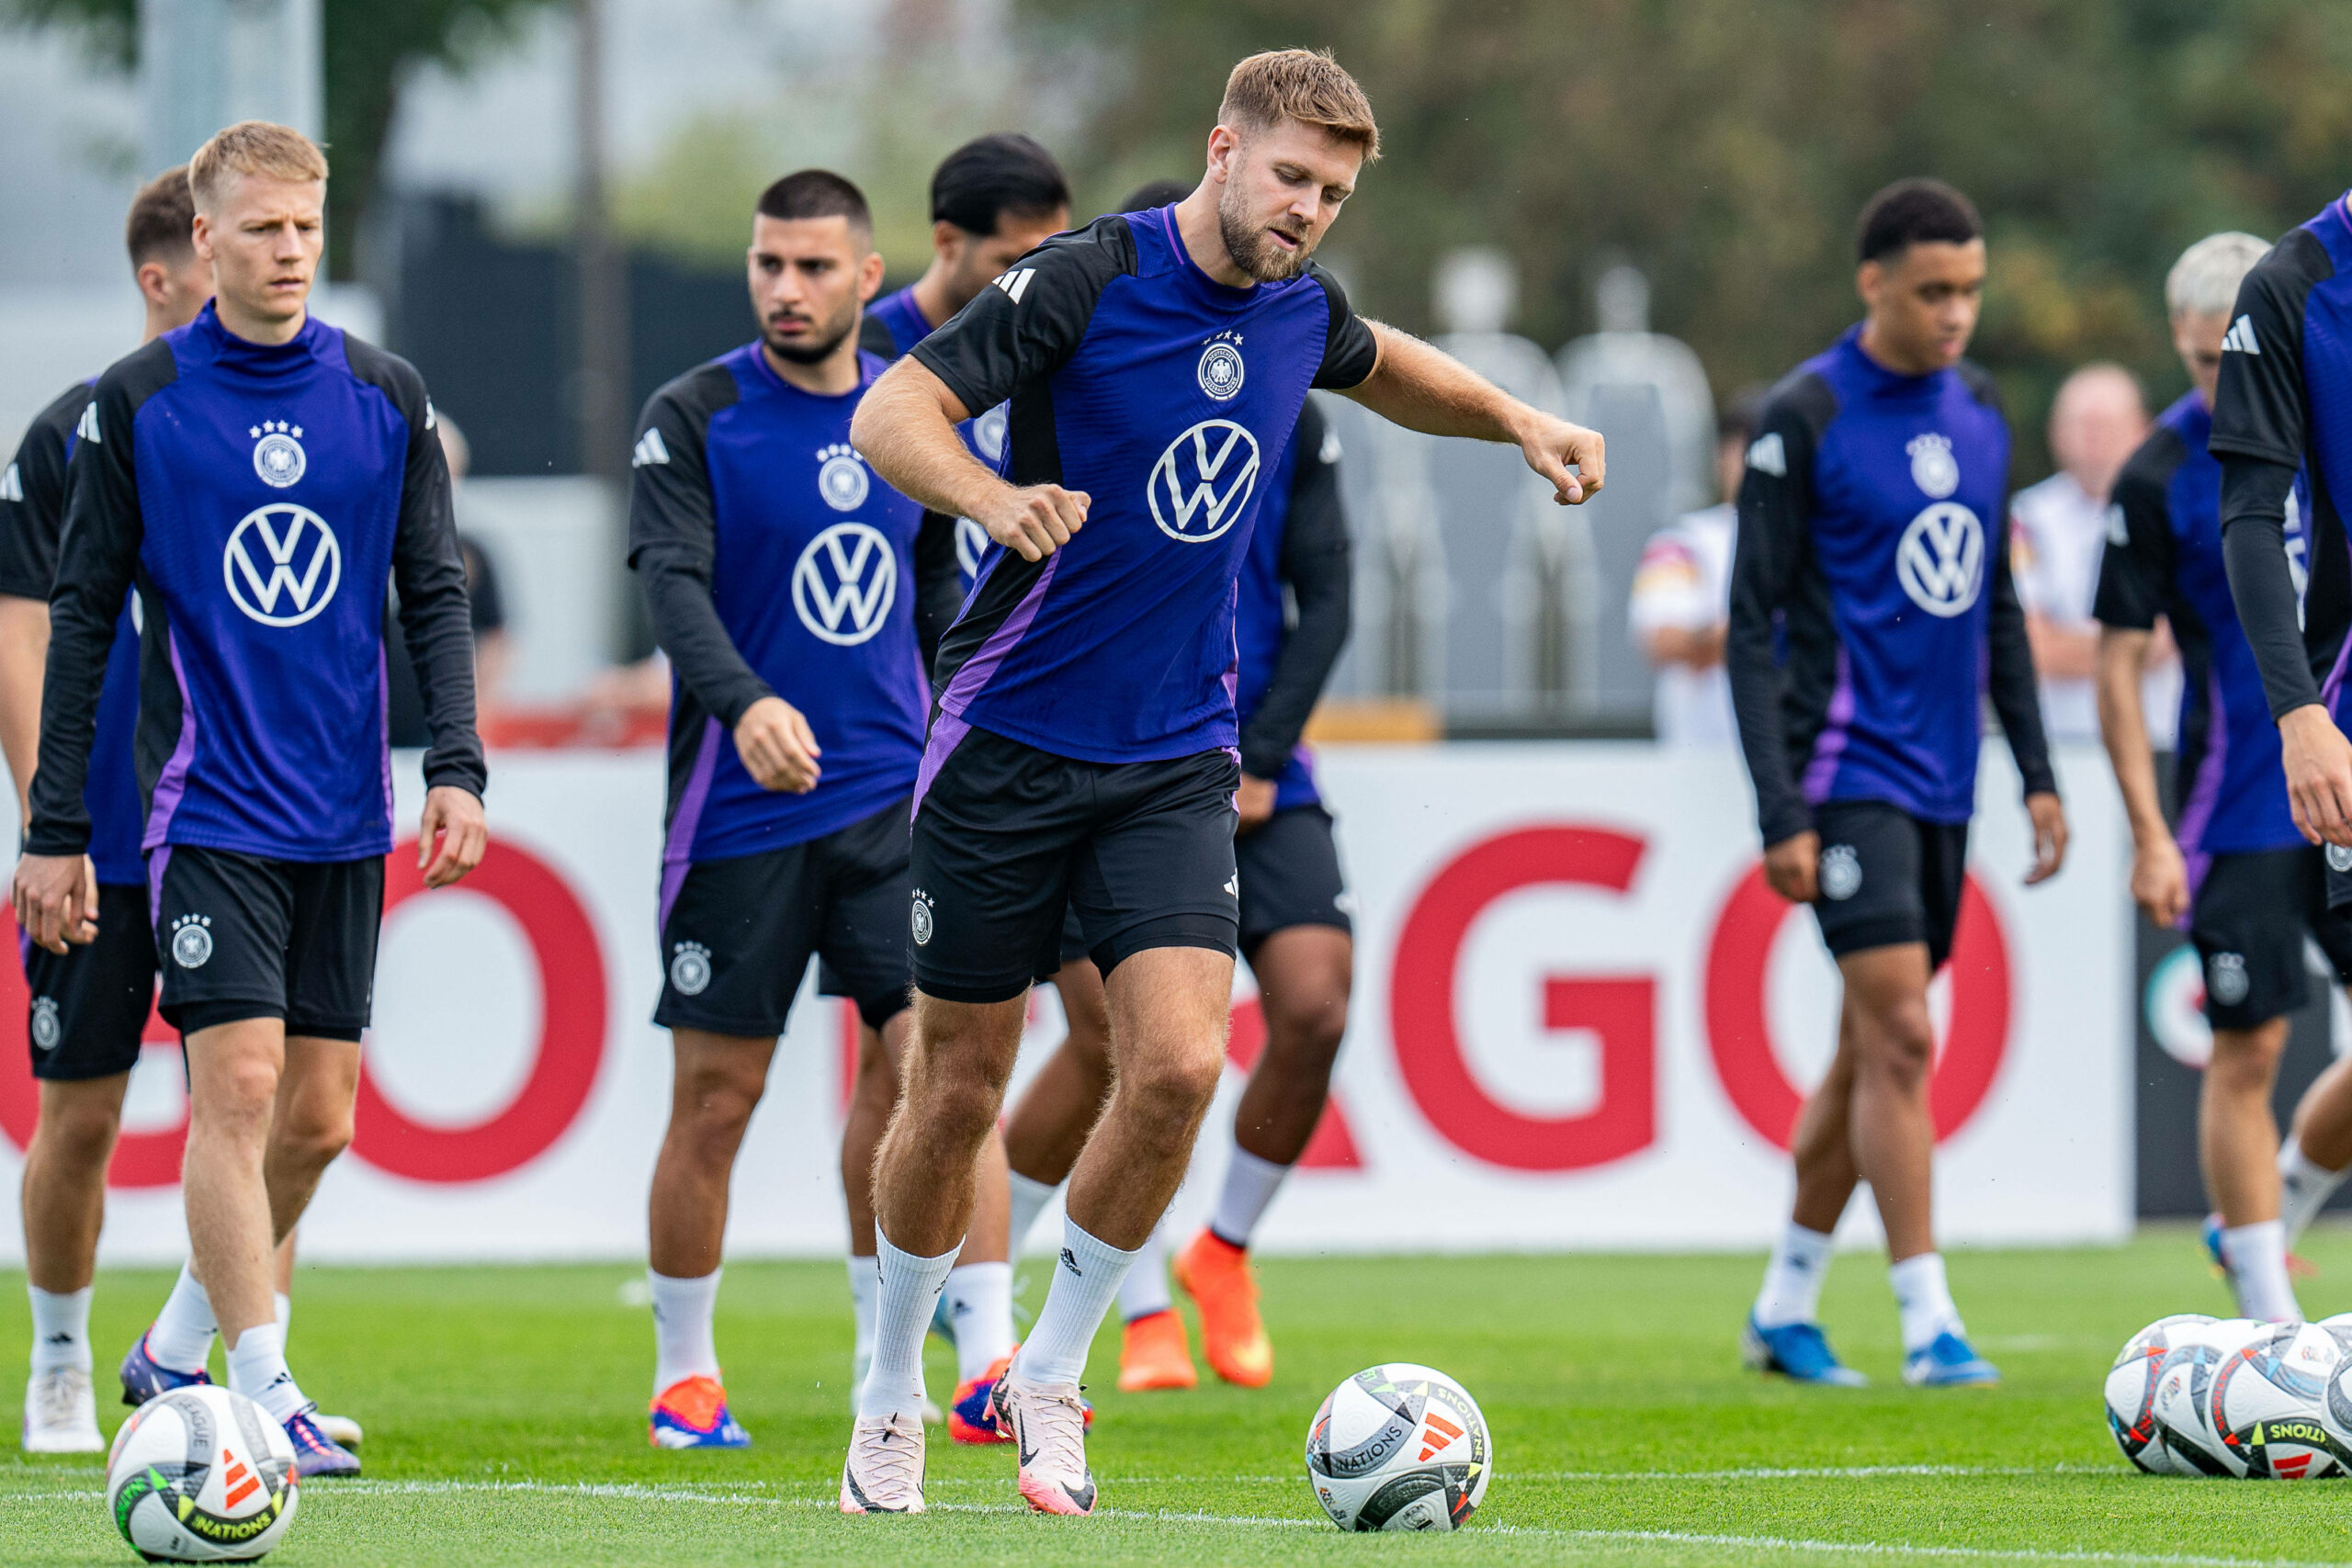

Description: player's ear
[932,219,963,265]
[1856,258,1883,311]
[1205,124,1240,185]
[857,247,885,302]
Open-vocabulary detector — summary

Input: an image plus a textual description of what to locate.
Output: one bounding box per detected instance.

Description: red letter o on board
[1390,825,1656,1171]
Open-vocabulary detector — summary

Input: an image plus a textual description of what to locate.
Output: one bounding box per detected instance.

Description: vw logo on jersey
[972,403,1009,465]
[224,503,342,626]
[250,420,306,489]
[1895,502,1984,618]
[817,443,870,513]
[792,522,898,646]
[1906,432,1959,499]
[1148,419,1261,545]
[1197,339,1246,400]
[954,516,989,581]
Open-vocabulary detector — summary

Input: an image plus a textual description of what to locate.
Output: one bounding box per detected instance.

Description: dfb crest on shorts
[1896,502,1984,618]
[170,914,214,969]
[1906,432,1959,499]
[249,420,306,489]
[2329,843,2352,874]
[668,941,712,997]
[1196,336,1245,401]
[1819,843,1862,901]
[225,503,341,626]
[1148,420,1261,544]
[910,887,935,946]
[791,522,897,646]
[29,997,60,1052]
[816,444,871,513]
[2208,952,2251,1009]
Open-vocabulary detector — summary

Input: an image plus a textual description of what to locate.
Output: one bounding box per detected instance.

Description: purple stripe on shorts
[2321,627,2352,711]
[938,552,1061,720]
[911,709,970,822]
[658,717,722,935]
[1801,646,1856,806]
[147,845,172,931]
[2175,671,2231,872]
[141,632,197,851]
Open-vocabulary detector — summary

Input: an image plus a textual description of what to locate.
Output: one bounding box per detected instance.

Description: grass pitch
[2,1227,2346,1565]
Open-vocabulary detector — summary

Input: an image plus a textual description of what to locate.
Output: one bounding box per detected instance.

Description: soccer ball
[2151,1317,2265,1476]
[107,1386,300,1562]
[2209,1321,2352,1479]
[2104,1314,2213,1473]
[1305,1363,1489,1531]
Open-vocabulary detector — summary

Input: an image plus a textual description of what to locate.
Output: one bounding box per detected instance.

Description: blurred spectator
[2009,364,2155,742]
[1629,387,1765,745]
[386,414,512,746]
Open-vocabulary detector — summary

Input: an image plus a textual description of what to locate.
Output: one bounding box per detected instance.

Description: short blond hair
[188,120,328,212]
[2166,231,2268,320]
[1218,49,1379,162]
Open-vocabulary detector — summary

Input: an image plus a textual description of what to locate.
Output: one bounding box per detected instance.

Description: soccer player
[1729,179,2064,1390]
[839,49,1603,1515]
[2095,231,2352,1324]
[2214,184,2352,1263]
[0,167,209,1453]
[992,171,1358,1395]
[630,170,1002,1450]
[11,121,488,1476]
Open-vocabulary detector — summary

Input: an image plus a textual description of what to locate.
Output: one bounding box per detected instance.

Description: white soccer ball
[107,1386,300,1561]
[2104,1314,2214,1473]
[1305,1363,1489,1531]
[2151,1317,2266,1477]
[2209,1321,2352,1478]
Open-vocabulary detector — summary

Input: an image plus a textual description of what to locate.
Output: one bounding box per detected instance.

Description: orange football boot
[1172,1229,1272,1387]
[1117,1309,1198,1391]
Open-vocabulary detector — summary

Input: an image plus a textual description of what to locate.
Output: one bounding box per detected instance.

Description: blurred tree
[6,0,560,278]
[1017,0,2352,477]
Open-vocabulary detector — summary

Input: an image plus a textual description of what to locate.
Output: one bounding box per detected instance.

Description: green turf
[3,1225,2347,1564]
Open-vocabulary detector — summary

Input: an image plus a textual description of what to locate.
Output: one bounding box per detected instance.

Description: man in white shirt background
[1631,389,1763,746]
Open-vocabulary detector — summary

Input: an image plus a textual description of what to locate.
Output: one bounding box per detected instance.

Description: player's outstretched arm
[852,360,1086,563]
[2094,453,2183,919]
[1337,321,1603,505]
[1984,510,2064,883]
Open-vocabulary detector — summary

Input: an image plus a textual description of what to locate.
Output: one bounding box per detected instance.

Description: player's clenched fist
[417,785,490,889]
[10,852,98,954]
[1514,412,1606,505]
[2281,705,2352,849]
[1763,829,1820,905]
[980,483,1090,562]
[734,694,822,794]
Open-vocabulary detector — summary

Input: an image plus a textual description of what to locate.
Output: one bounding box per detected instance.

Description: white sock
[147,1262,216,1374]
[2223,1220,2301,1322]
[944,1261,1014,1381]
[28,1285,94,1376]
[223,1322,307,1423]
[860,1230,956,1418]
[274,1292,290,1337]
[1017,1216,1138,1387]
[648,1268,722,1394]
[1008,1170,1058,1257]
[2280,1142,2348,1248]
[1889,1252,1964,1352]
[1116,1224,1173,1322]
[1751,1223,1835,1329]
[848,1255,878,1386]
[1209,1147,1291,1247]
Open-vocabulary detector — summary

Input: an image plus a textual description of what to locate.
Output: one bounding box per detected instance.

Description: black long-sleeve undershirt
[1238,403,1351,779]
[2221,454,2319,719]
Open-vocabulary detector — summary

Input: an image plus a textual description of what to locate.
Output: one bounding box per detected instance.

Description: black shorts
[1237,804,1352,958]
[1808,800,1970,972]
[2193,847,2352,1030]
[20,883,155,1081]
[658,795,912,1036]
[149,846,383,1041]
[911,727,1239,1004]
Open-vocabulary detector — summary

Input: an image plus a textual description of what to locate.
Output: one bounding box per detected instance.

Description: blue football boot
[119,1328,210,1407]
[1902,1329,2001,1387]
[285,1406,363,1476]
[1742,1314,1869,1387]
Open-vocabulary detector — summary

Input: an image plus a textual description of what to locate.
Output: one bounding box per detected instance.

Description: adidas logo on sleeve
[0,463,19,502]
[2223,315,2261,355]
[74,403,101,445]
[631,428,671,468]
[1747,431,1786,477]
[994,268,1035,304]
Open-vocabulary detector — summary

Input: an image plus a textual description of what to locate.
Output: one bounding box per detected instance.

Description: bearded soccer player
[12,122,487,1477]
[2097,231,2352,1324]
[1729,179,2064,1391]
[2214,183,2352,1259]
[838,49,1603,1516]
[631,171,1008,1450]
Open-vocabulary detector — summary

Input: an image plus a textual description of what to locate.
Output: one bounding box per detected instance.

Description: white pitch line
[1535,1528,2352,1568]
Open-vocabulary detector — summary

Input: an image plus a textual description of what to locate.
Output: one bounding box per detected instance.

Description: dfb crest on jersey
[954,516,989,581]
[816,444,871,513]
[249,420,306,489]
[972,403,1009,465]
[1895,502,1984,618]
[224,503,342,626]
[170,914,213,970]
[668,942,712,997]
[791,522,897,646]
[1906,432,1959,499]
[29,998,59,1052]
[1197,336,1246,400]
[1148,419,1261,544]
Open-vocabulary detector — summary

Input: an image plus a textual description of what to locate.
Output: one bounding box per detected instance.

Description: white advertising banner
[0,743,2131,1264]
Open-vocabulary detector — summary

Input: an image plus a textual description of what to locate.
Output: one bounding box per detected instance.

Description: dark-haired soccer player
[2214,183,2352,1265]
[630,170,1000,1450]
[0,167,209,1453]
[840,49,1603,1516]
[12,121,486,1476]
[2097,231,2352,1325]
[1730,179,2064,1390]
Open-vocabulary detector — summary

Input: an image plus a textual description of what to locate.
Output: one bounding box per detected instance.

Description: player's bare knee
[270,1106,353,1172]
[2209,1025,2287,1093]
[1859,1000,1935,1086]
[1263,986,1349,1072]
[1118,1045,1224,1131]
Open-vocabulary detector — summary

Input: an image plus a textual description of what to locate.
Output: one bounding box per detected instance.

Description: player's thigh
[1913,815,1971,975]
[281,855,384,1043]
[656,841,825,1040]
[151,846,297,1033]
[1809,800,1933,968]
[815,795,916,1034]
[25,882,154,1085]
[1070,748,1241,981]
[1237,804,1352,963]
[909,728,1088,1005]
[2193,849,2315,1032]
